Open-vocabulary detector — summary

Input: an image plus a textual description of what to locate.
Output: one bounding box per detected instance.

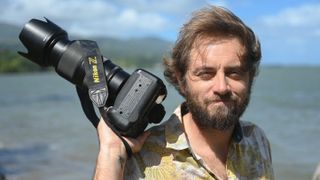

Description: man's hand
[93,117,150,180]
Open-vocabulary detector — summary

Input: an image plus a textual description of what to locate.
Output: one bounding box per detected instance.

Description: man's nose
[212,73,230,95]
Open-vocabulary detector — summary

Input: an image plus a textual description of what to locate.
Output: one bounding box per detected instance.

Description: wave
[0,94,75,107]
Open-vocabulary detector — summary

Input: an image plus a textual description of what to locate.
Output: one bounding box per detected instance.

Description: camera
[18,18,167,138]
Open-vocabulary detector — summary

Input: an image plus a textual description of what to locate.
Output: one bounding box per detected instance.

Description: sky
[0,0,319,65]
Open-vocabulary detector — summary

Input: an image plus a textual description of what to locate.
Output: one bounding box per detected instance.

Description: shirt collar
[164,103,244,151]
[165,104,189,150]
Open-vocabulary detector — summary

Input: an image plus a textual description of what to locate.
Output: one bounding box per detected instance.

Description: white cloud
[207,0,228,7]
[0,0,215,39]
[256,3,320,41]
[260,3,320,28]
[118,9,166,30]
[110,0,206,15]
[0,0,117,23]
[255,3,320,64]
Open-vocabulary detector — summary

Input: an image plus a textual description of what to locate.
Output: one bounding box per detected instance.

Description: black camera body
[18,18,167,137]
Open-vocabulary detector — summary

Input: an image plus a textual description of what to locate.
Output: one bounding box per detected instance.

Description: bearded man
[94,5,274,180]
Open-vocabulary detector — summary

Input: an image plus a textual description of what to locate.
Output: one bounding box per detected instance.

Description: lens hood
[18,18,68,67]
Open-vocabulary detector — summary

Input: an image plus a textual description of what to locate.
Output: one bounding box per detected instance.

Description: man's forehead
[188,38,245,69]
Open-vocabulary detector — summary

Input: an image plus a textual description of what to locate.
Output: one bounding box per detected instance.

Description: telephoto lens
[19,18,129,92]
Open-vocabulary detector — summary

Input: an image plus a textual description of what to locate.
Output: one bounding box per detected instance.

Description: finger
[124,131,151,153]
[138,131,151,143]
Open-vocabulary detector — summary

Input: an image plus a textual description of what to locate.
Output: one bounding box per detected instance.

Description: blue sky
[0,0,319,65]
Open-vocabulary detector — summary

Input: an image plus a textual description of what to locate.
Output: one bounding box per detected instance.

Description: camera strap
[80,40,133,158]
[81,41,108,108]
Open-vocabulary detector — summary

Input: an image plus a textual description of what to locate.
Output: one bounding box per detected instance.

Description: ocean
[0,66,319,180]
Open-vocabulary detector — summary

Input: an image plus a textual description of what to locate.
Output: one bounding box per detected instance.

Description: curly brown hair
[163,5,261,96]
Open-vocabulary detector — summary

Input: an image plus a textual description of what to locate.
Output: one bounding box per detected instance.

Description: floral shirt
[124,104,274,180]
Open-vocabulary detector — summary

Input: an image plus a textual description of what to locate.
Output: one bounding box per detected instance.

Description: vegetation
[0,50,45,73]
[0,48,165,73]
[0,22,171,73]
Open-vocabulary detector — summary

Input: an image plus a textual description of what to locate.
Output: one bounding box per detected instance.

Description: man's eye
[228,71,242,79]
[197,72,213,80]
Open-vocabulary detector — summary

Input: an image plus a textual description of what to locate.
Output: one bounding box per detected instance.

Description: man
[313,163,320,180]
[94,5,274,180]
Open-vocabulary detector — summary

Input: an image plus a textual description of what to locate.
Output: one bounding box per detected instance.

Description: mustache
[203,92,234,104]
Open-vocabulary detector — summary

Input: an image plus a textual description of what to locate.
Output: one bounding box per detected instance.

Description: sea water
[0,66,319,180]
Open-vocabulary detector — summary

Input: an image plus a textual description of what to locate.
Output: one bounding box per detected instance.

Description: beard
[185,88,250,131]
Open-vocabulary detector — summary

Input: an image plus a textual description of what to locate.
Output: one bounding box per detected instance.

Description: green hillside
[0,23,23,51]
[0,23,172,73]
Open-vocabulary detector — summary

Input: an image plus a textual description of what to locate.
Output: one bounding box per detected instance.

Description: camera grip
[106,69,164,137]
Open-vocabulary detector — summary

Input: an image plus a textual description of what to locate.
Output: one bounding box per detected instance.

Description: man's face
[182,37,250,130]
